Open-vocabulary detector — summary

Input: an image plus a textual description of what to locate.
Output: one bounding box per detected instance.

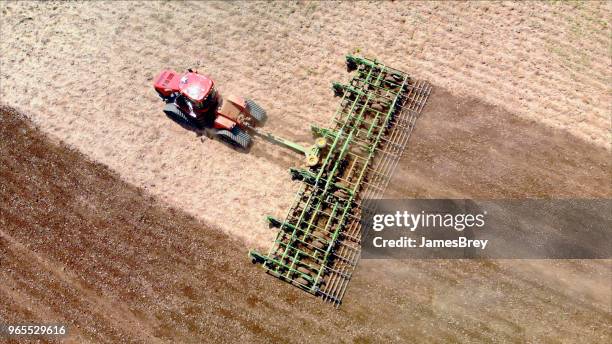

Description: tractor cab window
[196,89,218,110]
[208,88,217,101]
[176,94,187,107]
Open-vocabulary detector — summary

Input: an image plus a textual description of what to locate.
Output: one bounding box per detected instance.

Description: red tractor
[153,69,266,149]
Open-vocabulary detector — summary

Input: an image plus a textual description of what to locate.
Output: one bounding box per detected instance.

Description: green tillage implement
[249,55,432,307]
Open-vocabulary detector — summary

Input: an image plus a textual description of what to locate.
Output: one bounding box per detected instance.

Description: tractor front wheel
[163,103,199,130]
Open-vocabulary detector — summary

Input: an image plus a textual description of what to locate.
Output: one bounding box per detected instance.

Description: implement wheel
[315,137,327,148]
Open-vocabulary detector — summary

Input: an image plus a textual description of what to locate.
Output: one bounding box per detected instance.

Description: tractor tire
[246,99,267,125]
[215,127,252,150]
[163,103,198,130]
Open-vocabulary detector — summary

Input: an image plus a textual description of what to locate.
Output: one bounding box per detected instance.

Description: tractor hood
[178,72,214,102]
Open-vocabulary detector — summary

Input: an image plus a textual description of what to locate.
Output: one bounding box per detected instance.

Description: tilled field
[0,106,394,343]
[1,97,610,343]
[1,0,610,248]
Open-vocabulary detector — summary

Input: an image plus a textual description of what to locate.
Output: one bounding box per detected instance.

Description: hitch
[252,128,327,167]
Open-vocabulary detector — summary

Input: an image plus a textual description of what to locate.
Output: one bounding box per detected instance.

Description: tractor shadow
[165,113,253,154]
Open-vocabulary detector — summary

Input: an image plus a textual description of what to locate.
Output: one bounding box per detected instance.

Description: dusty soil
[1,96,610,343]
[0,106,398,343]
[352,89,612,342]
[388,87,611,199]
[1,0,610,247]
[1,1,611,343]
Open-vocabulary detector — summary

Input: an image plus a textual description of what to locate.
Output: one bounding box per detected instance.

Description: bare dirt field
[1,104,610,342]
[1,1,611,343]
[1,0,610,248]
[0,106,382,343]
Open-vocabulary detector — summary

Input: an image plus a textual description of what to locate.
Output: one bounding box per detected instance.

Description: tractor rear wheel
[246,99,267,125]
[215,127,252,150]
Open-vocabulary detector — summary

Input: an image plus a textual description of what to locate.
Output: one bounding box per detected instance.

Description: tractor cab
[178,72,218,114]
